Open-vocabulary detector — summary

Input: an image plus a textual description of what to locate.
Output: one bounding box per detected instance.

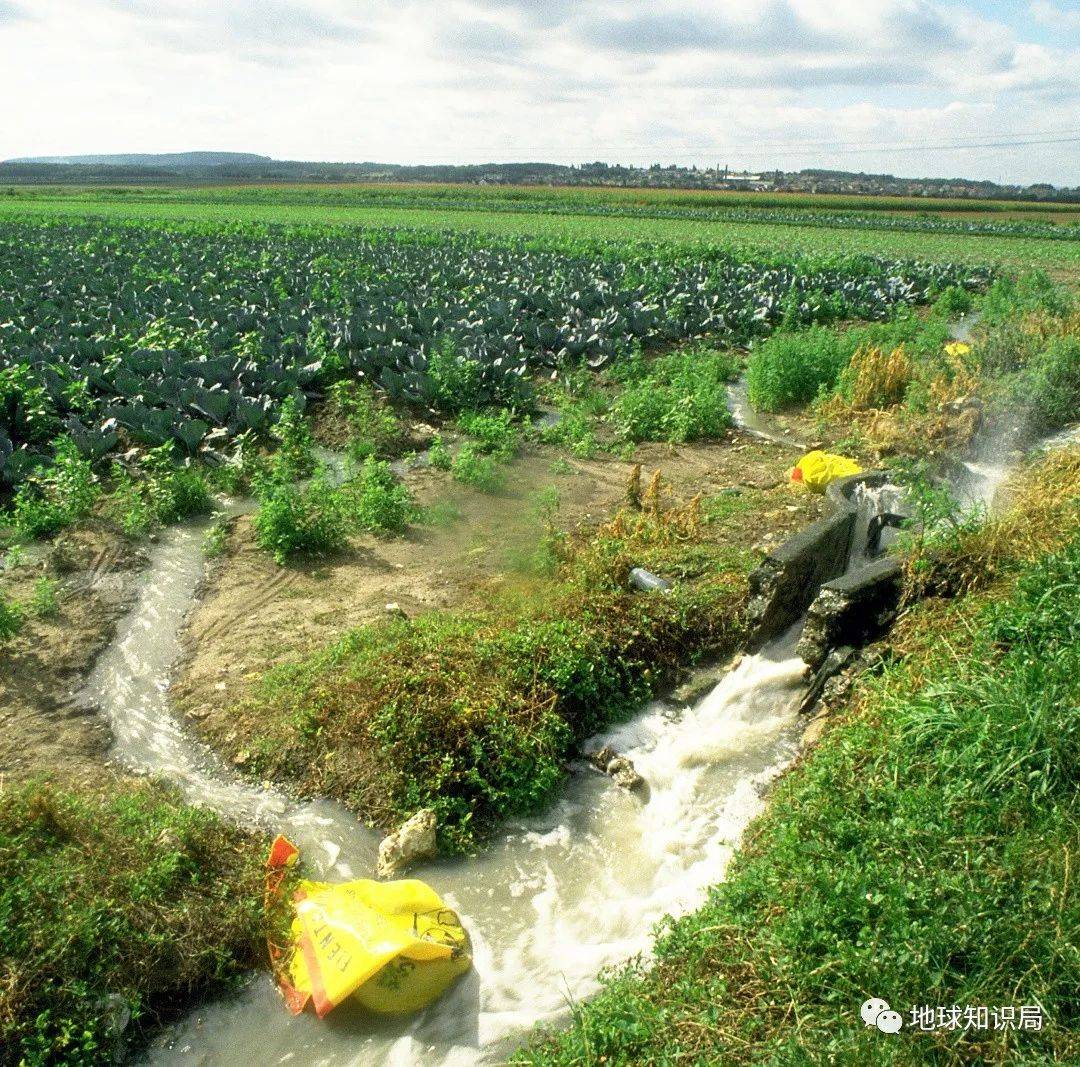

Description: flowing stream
[70,421,915,1064]
[90,503,837,1064]
[105,504,817,1064]
[106,314,1069,1063]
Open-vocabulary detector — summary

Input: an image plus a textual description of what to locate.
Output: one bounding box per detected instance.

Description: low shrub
[348,456,413,533]
[990,333,1080,438]
[451,442,505,492]
[746,325,852,411]
[269,395,313,481]
[980,270,1074,324]
[428,434,452,470]
[8,436,100,540]
[202,518,231,559]
[611,346,737,443]
[0,590,22,643]
[428,335,529,413]
[0,780,263,1065]
[748,312,949,413]
[107,445,213,537]
[28,577,59,618]
[329,380,405,462]
[252,467,350,564]
[457,408,520,459]
[141,445,212,525]
[539,404,602,457]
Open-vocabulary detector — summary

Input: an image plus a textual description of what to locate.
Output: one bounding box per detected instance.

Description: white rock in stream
[376,808,437,878]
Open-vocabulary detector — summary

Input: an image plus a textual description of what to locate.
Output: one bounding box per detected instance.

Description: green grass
[0,589,22,642]
[520,523,1080,1065]
[0,779,264,1066]
[450,442,506,493]
[213,492,750,849]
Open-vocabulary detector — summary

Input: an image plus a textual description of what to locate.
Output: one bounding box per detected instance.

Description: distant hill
[8,151,276,168]
[0,153,1075,203]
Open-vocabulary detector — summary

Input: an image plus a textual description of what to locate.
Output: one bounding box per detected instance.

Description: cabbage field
[0,217,988,485]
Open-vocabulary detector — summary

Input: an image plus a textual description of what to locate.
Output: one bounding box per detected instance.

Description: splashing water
[141,626,808,1066]
[92,459,886,1064]
[89,512,811,1064]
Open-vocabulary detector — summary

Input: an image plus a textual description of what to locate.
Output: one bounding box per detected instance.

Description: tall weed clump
[269,395,313,481]
[329,380,405,462]
[9,436,100,540]
[107,444,212,537]
[988,332,1080,438]
[611,346,738,442]
[746,326,852,411]
[0,591,22,643]
[349,456,413,533]
[252,465,350,564]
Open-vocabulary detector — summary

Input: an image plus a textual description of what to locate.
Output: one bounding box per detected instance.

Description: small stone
[385,602,407,618]
[587,745,618,772]
[606,757,645,792]
[214,681,226,692]
[233,750,249,766]
[377,809,437,879]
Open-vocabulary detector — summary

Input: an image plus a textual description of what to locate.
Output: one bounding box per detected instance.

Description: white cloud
[0,0,1075,184]
[1031,1,1080,31]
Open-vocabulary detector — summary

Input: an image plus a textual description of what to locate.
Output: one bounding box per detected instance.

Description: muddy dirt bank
[0,525,148,787]
[173,433,828,765]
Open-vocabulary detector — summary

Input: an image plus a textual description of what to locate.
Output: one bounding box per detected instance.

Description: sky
[0,0,1077,185]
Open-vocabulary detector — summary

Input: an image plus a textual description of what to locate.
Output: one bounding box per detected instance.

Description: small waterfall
[847,481,906,568]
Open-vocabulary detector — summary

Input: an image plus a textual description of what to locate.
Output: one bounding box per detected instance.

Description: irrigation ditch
[6,312,1071,1065]
[92,442,918,1064]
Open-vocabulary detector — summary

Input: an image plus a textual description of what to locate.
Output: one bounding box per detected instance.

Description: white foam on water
[142,623,809,1066]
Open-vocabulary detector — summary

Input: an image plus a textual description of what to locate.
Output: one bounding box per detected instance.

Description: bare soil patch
[173,432,828,743]
[0,525,147,787]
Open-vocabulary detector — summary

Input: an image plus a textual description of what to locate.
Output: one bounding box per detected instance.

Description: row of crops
[0,218,989,485]
[195,187,1080,241]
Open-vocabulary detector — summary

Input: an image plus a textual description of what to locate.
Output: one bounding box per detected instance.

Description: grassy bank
[0,778,265,1066]
[519,450,1080,1065]
[201,480,759,850]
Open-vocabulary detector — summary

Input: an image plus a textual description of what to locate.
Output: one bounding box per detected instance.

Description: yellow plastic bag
[266,836,471,1019]
[789,450,862,493]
